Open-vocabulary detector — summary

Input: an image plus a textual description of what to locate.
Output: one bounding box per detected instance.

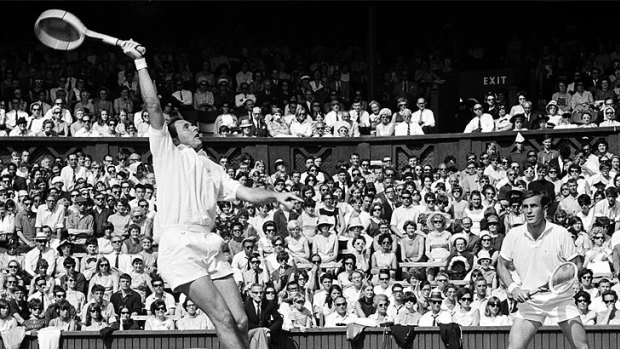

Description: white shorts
[158,225,233,292]
[514,298,581,324]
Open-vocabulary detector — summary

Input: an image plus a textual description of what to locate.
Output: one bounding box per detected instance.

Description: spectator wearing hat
[418,290,452,326]
[509,113,527,131]
[8,118,33,137]
[599,106,620,127]
[66,196,94,247]
[474,250,497,288]
[237,119,253,137]
[241,106,269,137]
[54,240,79,279]
[24,232,56,278]
[375,108,395,136]
[313,216,338,263]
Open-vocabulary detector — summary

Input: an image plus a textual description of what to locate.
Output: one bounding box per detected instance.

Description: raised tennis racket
[34,9,144,54]
[528,262,578,296]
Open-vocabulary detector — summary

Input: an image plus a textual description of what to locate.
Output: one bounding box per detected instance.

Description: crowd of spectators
[0,133,619,337]
[3,16,620,138]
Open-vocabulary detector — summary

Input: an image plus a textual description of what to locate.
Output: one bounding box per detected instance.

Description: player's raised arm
[121,40,164,130]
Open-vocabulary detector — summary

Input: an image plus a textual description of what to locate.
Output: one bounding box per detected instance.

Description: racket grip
[116,40,146,55]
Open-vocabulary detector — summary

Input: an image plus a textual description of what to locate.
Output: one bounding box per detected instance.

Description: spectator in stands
[575,290,596,325]
[245,283,282,347]
[24,231,55,278]
[453,287,479,326]
[571,81,594,117]
[418,291,451,326]
[600,106,620,127]
[354,283,376,318]
[509,91,528,116]
[145,299,175,330]
[412,97,435,133]
[126,257,153,303]
[74,113,100,137]
[9,118,33,137]
[479,296,511,326]
[88,257,119,301]
[312,216,338,263]
[110,305,141,330]
[23,298,47,332]
[597,290,620,324]
[371,233,398,279]
[268,108,290,137]
[463,103,494,133]
[552,81,572,114]
[177,298,212,330]
[92,87,114,117]
[0,298,17,331]
[368,294,393,325]
[394,109,424,136]
[145,277,175,316]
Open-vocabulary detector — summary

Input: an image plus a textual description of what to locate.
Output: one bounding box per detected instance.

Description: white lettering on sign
[483,76,507,85]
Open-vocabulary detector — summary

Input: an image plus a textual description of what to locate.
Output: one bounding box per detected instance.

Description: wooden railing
[12,326,620,349]
[2,127,620,174]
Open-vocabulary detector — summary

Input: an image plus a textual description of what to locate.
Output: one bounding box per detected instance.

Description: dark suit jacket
[245,298,282,333]
[110,289,144,315]
[239,117,269,137]
[548,156,570,179]
[11,176,27,191]
[272,209,299,239]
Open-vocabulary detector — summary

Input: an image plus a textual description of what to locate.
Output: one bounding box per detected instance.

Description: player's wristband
[507,282,519,293]
[135,58,148,71]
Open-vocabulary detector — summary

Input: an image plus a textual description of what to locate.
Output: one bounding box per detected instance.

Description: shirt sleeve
[499,229,516,262]
[560,229,579,262]
[216,165,242,202]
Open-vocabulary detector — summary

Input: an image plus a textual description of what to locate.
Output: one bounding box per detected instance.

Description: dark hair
[574,290,591,304]
[167,116,185,140]
[521,190,550,208]
[150,299,167,314]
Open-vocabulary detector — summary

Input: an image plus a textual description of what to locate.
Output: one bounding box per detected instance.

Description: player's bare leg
[507,318,541,349]
[213,275,250,344]
[557,317,589,349]
[178,276,249,349]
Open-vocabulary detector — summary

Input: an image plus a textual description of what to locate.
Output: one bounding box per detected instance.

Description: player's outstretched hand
[276,192,303,211]
[121,39,145,59]
[513,287,531,303]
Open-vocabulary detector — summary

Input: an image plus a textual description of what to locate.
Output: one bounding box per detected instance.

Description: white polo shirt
[500,221,578,307]
[149,126,241,231]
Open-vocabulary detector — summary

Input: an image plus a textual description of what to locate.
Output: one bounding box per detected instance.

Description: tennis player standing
[498,190,589,349]
[121,40,300,349]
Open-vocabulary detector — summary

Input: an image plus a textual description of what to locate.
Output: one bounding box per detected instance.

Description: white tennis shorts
[158,225,233,292]
[514,298,581,324]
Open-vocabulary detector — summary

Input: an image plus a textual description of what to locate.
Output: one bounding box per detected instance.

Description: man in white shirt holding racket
[498,190,589,349]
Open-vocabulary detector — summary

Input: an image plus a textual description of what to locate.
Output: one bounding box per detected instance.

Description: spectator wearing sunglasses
[145,299,175,330]
[419,291,452,326]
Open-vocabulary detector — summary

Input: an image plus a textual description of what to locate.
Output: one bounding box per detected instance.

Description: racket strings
[550,264,577,292]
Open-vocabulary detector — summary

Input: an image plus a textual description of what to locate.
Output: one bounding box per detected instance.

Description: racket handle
[85,30,146,55]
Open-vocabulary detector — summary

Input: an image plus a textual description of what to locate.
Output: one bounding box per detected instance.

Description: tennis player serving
[497,190,589,349]
[121,40,301,349]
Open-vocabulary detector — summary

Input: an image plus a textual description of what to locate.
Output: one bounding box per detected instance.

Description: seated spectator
[245,283,282,347]
[110,273,143,317]
[23,298,47,332]
[600,106,620,127]
[584,228,612,279]
[47,299,78,331]
[375,110,395,136]
[394,109,424,136]
[463,104,494,133]
[145,277,175,316]
[73,114,101,137]
[176,298,212,330]
[80,284,117,324]
[509,113,527,131]
[453,287,479,326]
[596,290,620,325]
[555,112,578,129]
[318,285,343,324]
[446,236,474,280]
[110,305,141,330]
[282,294,315,330]
[145,299,175,330]
[63,271,86,315]
[27,259,55,298]
[312,216,338,263]
[395,291,421,325]
[333,111,360,137]
[81,303,109,331]
[324,296,356,328]
[0,298,18,331]
[575,290,596,325]
[479,296,511,326]
[88,257,119,301]
[371,233,398,278]
[418,291,452,326]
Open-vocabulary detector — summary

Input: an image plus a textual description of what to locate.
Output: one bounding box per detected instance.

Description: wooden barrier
[3,127,620,174]
[10,326,620,349]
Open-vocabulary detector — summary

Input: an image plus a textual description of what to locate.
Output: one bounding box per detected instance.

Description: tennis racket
[528,262,578,296]
[34,9,145,54]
